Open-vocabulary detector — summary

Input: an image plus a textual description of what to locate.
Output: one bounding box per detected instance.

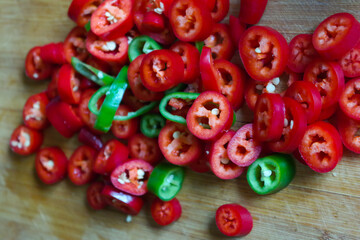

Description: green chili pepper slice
[195,41,205,53]
[147,162,185,201]
[85,21,91,32]
[159,92,200,125]
[93,66,129,132]
[247,154,296,195]
[140,113,166,138]
[113,101,158,121]
[71,57,115,86]
[128,35,162,62]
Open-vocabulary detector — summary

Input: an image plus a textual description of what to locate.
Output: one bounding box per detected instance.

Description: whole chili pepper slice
[140,113,166,138]
[71,57,115,86]
[147,162,185,201]
[159,92,200,125]
[128,35,162,62]
[246,153,296,195]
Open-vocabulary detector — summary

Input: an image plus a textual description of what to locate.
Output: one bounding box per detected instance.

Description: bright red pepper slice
[57,64,81,105]
[86,181,107,210]
[111,105,139,139]
[68,0,103,27]
[239,26,289,82]
[40,42,67,65]
[151,198,182,226]
[253,93,285,142]
[186,91,233,140]
[142,11,166,33]
[35,147,68,184]
[204,23,235,60]
[90,0,134,40]
[25,46,53,81]
[93,139,129,175]
[304,59,345,109]
[299,121,343,173]
[101,185,144,215]
[339,77,360,121]
[47,68,60,100]
[140,49,184,92]
[68,145,97,185]
[312,12,360,60]
[111,159,154,196]
[22,92,49,131]
[337,111,360,154]
[211,0,229,23]
[339,42,360,78]
[128,133,162,166]
[158,122,202,166]
[216,203,253,237]
[200,47,221,92]
[268,97,307,153]
[209,131,244,180]
[9,125,43,156]
[227,124,262,167]
[239,0,268,25]
[64,27,89,63]
[229,15,246,46]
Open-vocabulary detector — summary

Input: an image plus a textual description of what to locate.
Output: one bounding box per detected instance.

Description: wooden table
[1,0,359,239]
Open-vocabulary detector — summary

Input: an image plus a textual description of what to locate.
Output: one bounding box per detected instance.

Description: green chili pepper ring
[128,35,162,62]
[140,113,166,138]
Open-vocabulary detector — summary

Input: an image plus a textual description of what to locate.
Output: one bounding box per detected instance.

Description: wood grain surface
[1,0,360,239]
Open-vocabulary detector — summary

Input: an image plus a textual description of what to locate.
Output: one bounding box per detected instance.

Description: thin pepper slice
[71,57,115,86]
[147,162,185,201]
[113,101,158,121]
[140,113,166,138]
[94,66,129,132]
[246,154,296,195]
[159,92,200,125]
[128,35,162,62]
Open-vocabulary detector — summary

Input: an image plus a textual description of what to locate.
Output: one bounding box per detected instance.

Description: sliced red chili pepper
[204,23,234,60]
[229,15,246,46]
[57,64,81,105]
[93,139,129,175]
[213,59,245,110]
[78,127,103,151]
[139,21,177,46]
[211,0,229,23]
[78,89,103,134]
[339,77,360,120]
[151,198,182,226]
[170,41,200,84]
[227,124,262,167]
[268,97,307,153]
[40,42,67,65]
[128,133,162,166]
[216,203,253,237]
[143,11,165,33]
[285,81,322,124]
[158,122,202,166]
[288,34,319,73]
[140,49,184,92]
[111,105,139,139]
[101,185,143,215]
[186,91,233,140]
[35,147,68,184]
[68,0,103,27]
[46,97,84,138]
[339,42,360,78]
[86,32,128,64]
[209,131,244,180]
[312,12,360,60]
[64,27,89,63]
[253,93,285,142]
[337,111,360,154]
[239,0,268,25]
[128,54,164,102]
[68,145,97,185]
[299,121,343,173]
[304,59,345,109]
[169,0,213,42]
[111,159,153,196]
[239,26,289,82]
[25,46,53,81]
[47,68,60,100]
[86,181,107,210]
[318,104,338,121]
[22,92,49,130]
[9,125,43,156]
[200,47,221,92]
[90,0,134,40]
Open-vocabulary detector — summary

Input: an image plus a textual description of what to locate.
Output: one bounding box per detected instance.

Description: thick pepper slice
[247,154,296,195]
[147,162,185,201]
[140,113,166,138]
[128,35,162,62]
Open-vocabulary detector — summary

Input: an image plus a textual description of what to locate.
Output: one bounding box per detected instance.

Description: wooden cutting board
[1,0,359,239]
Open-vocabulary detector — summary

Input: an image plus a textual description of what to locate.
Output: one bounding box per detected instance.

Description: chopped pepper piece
[140,113,166,138]
[128,35,162,62]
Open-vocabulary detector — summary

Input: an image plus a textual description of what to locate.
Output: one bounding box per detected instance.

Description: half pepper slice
[128,35,162,62]
[246,154,296,195]
[147,162,185,201]
[140,113,166,138]
[159,92,200,125]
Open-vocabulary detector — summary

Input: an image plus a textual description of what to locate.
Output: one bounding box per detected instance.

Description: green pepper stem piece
[159,92,200,125]
[71,57,115,86]
[113,101,158,121]
[128,35,162,62]
[195,41,205,54]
